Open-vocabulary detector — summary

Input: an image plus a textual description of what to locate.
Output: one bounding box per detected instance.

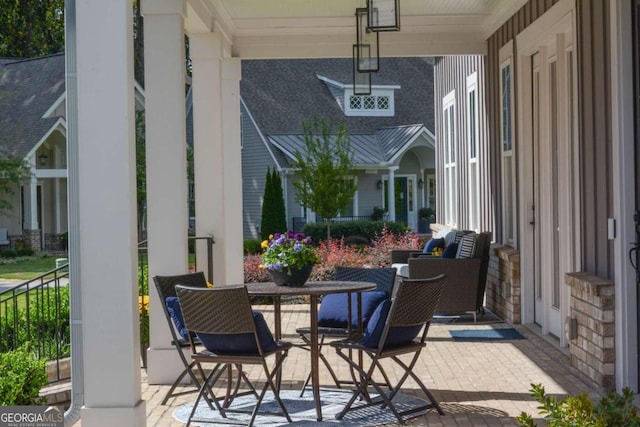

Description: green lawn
[0,257,58,280]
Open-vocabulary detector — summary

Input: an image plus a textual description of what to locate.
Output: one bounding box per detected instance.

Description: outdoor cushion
[442,242,459,258]
[196,310,277,355]
[360,299,422,349]
[318,290,388,328]
[422,237,445,254]
[391,263,410,278]
[456,233,477,259]
[165,296,191,340]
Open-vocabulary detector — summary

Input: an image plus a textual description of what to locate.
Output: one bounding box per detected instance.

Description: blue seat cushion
[318,291,388,328]
[360,300,423,349]
[196,311,277,355]
[442,242,459,258]
[422,238,445,254]
[165,296,191,340]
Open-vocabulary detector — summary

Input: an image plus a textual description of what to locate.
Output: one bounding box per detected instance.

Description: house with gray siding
[239,57,435,240]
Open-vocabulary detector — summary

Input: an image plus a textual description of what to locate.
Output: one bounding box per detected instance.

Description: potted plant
[418,207,436,233]
[261,231,320,286]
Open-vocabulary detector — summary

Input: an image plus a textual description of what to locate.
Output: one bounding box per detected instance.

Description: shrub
[302,220,406,243]
[0,345,48,405]
[244,239,262,255]
[244,227,420,282]
[0,249,17,259]
[16,248,34,257]
[371,206,386,221]
[0,287,71,360]
[516,383,640,427]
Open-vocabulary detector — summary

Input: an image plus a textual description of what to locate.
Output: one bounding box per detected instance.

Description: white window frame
[466,72,480,232]
[442,90,457,228]
[344,88,395,117]
[500,46,517,247]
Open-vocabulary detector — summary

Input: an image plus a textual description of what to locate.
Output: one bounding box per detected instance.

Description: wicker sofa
[392,231,492,320]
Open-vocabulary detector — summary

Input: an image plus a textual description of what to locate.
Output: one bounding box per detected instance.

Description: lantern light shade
[355,8,379,72]
[367,0,400,32]
[352,45,371,95]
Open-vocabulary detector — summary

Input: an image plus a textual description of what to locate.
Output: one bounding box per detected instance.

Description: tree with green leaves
[0,155,31,215]
[292,115,356,240]
[260,168,287,241]
[0,0,65,58]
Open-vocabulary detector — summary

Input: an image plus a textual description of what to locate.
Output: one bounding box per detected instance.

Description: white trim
[466,71,480,232]
[442,90,457,228]
[42,93,66,119]
[344,88,396,117]
[388,126,434,164]
[611,0,637,392]
[25,117,66,159]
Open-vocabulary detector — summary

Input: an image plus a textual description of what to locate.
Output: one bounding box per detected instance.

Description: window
[500,53,516,246]
[443,91,457,227]
[467,72,480,232]
[344,89,395,117]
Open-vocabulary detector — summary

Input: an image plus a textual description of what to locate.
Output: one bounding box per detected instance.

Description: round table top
[245,280,376,297]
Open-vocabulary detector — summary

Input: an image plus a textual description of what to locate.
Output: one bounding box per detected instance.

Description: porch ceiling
[185,0,527,58]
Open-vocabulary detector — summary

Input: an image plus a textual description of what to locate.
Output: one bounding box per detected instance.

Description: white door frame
[516,0,577,346]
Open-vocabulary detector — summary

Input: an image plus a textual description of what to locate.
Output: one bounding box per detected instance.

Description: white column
[75,0,145,426]
[387,166,398,222]
[610,0,637,392]
[191,32,243,286]
[28,161,38,230]
[190,32,220,283]
[141,0,190,385]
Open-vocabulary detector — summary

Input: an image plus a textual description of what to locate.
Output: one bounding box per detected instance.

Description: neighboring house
[0,54,144,251]
[239,57,436,240]
[431,0,634,392]
[0,54,67,252]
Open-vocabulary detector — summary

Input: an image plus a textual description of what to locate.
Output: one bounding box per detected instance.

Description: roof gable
[0,54,66,158]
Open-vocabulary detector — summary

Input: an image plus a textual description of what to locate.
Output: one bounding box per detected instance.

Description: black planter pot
[267,264,314,286]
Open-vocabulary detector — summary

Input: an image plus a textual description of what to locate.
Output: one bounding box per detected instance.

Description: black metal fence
[291,215,390,232]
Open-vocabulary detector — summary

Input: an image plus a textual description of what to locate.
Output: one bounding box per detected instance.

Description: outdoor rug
[173,388,430,426]
[449,327,525,341]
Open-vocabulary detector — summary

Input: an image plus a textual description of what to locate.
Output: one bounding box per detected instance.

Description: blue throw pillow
[442,242,459,258]
[165,296,190,340]
[318,291,388,328]
[196,311,277,355]
[423,238,445,254]
[360,299,423,349]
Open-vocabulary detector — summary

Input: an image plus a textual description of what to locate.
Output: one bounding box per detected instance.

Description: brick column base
[23,229,42,252]
[565,272,615,390]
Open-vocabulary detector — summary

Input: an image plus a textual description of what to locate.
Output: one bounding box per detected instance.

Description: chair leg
[248,355,292,427]
[186,364,227,427]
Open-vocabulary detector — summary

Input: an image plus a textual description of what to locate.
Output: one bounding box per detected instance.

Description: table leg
[310,295,322,421]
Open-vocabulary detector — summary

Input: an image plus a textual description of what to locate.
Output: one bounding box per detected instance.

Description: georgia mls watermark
[0,406,63,427]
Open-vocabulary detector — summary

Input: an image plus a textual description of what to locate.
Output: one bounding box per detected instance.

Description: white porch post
[387,166,398,222]
[610,0,637,392]
[75,0,145,425]
[28,167,38,230]
[191,32,244,286]
[142,0,190,384]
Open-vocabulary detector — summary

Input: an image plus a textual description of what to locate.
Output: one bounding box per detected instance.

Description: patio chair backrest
[377,275,446,351]
[333,267,397,295]
[175,285,256,336]
[154,271,207,300]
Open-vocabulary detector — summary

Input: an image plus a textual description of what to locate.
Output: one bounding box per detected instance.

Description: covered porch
[65,0,634,426]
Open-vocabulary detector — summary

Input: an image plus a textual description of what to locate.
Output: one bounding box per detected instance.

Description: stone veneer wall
[486,244,521,324]
[565,272,615,390]
[22,229,41,252]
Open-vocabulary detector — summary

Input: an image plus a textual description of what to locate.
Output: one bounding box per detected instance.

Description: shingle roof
[0,54,66,158]
[240,57,434,136]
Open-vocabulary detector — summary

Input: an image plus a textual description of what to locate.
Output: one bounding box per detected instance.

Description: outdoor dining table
[246,280,376,421]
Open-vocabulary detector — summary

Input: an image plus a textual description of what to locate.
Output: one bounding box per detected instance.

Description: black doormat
[449,327,525,341]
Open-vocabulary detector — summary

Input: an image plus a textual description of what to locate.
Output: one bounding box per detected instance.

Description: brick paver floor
[128,303,604,427]
[68,303,602,426]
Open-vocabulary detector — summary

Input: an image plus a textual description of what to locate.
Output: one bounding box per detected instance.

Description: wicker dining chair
[296,266,397,394]
[176,284,293,427]
[152,272,213,406]
[331,274,447,424]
